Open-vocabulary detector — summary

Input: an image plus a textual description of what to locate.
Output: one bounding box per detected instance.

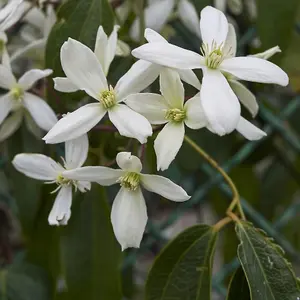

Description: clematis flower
[130,0,201,42]
[62,152,190,250]
[0,65,57,142]
[12,134,91,225]
[132,6,289,136]
[43,38,152,144]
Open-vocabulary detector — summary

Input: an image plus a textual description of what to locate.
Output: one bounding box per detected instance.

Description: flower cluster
[3,1,288,250]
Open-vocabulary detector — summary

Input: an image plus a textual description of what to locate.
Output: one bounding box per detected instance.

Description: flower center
[118,172,140,191]
[99,86,116,109]
[165,108,186,122]
[201,41,226,69]
[56,174,72,186]
[11,85,24,101]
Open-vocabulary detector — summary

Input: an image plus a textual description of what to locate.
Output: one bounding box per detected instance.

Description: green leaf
[59,185,122,300]
[146,224,218,300]
[0,262,51,300]
[257,0,300,56]
[236,221,300,300]
[226,267,251,300]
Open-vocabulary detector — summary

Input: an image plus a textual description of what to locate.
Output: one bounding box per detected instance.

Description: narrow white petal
[214,0,227,11]
[144,28,168,43]
[184,93,207,129]
[200,6,228,45]
[0,0,23,23]
[111,187,147,250]
[65,134,89,169]
[2,47,11,70]
[0,110,23,142]
[105,25,120,75]
[177,69,201,89]
[61,38,108,99]
[141,174,190,201]
[220,57,289,86]
[18,69,53,91]
[0,93,13,125]
[178,0,201,38]
[250,46,281,60]
[132,42,204,70]
[201,68,240,135]
[44,5,56,37]
[23,92,58,131]
[125,93,169,124]
[0,65,16,89]
[108,104,153,144]
[12,153,63,180]
[53,77,79,93]
[229,79,258,117]
[62,166,123,186]
[94,26,108,71]
[116,152,142,172]
[48,186,72,226]
[130,0,175,42]
[223,23,237,58]
[160,68,184,108]
[236,117,267,140]
[43,103,106,144]
[154,122,185,171]
[115,60,160,101]
[116,40,131,57]
[77,181,91,193]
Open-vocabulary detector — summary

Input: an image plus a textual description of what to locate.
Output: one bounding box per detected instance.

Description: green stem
[137,0,145,44]
[184,135,246,220]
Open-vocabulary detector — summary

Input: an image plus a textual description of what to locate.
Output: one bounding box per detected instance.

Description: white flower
[130,0,201,42]
[132,6,289,136]
[12,134,91,226]
[43,38,153,144]
[62,152,190,250]
[126,68,206,171]
[0,65,57,142]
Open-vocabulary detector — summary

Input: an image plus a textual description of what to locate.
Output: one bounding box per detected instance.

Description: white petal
[108,104,153,144]
[141,174,190,201]
[77,181,91,193]
[2,47,11,70]
[43,103,106,144]
[115,60,160,101]
[0,93,13,125]
[60,38,108,99]
[220,57,289,86]
[214,0,226,11]
[223,23,237,58]
[154,122,185,171]
[250,46,281,60]
[0,65,16,89]
[62,166,123,186]
[236,117,267,140]
[125,93,169,124]
[12,153,63,181]
[104,25,119,75]
[229,79,258,117]
[116,40,131,57]
[200,6,228,45]
[0,0,23,23]
[0,110,23,142]
[132,42,204,70]
[160,68,184,108]
[111,187,147,250]
[18,69,53,91]
[48,186,72,226]
[184,93,207,129]
[177,69,201,89]
[178,0,201,38]
[201,68,240,135]
[144,28,168,43]
[94,26,107,71]
[44,5,56,37]
[116,152,142,172]
[65,134,89,169]
[53,77,79,93]
[23,92,58,131]
[130,0,175,42]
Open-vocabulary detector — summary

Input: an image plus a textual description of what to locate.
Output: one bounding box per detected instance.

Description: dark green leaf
[146,224,218,300]
[236,221,300,300]
[226,267,251,300]
[59,185,122,300]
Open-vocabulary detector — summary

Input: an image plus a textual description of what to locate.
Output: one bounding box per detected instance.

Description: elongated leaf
[59,185,122,300]
[236,221,300,300]
[146,224,218,300]
[0,262,51,300]
[226,267,251,300]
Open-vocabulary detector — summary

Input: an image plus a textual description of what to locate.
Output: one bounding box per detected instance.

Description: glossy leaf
[226,267,251,300]
[236,221,300,300]
[146,224,218,300]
